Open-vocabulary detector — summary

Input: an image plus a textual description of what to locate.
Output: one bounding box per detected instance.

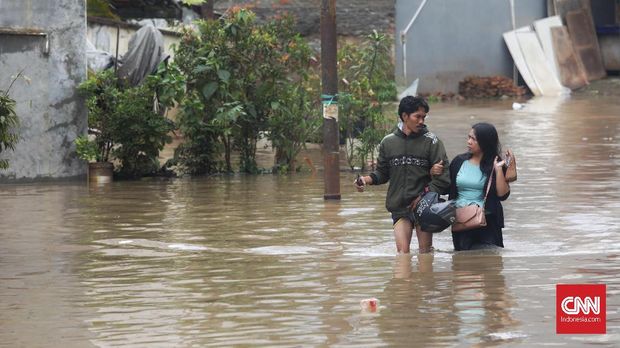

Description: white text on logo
[561,296,600,315]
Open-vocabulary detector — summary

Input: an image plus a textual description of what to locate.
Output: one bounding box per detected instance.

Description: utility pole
[321,0,340,200]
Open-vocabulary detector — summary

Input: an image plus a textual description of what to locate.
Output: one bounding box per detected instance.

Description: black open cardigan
[448,153,510,228]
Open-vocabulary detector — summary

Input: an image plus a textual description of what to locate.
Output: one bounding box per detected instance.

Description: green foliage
[268,83,320,173]
[168,9,321,174]
[0,88,19,170]
[78,69,175,178]
[338,31,397,170]
[136,10,395,176]
[87,0,120,20]
[111,77,175,178]
[264,16,321,173]
[426,95,440,104]
[74,135,98,162]
[78,69,118,163]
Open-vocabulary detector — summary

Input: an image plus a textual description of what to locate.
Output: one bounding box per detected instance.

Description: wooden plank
[503,27,541,96]
[547,0,556,16]
[533,16,564,83]
[566,9,607,80]
[550,26,588,89]
[553,0,589,23]
[516,30,567,96]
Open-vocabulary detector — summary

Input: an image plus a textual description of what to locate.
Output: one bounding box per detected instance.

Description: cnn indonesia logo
[556,284,606,334]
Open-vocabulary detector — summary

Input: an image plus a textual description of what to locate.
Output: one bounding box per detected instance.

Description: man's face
[403,107,427,133]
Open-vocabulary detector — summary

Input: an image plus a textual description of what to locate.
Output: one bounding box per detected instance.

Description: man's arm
[428,139,450,194]
[354,141,389,191]
[368,141,390,186]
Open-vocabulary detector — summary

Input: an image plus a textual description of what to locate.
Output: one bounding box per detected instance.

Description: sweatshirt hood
[394,124,429,138]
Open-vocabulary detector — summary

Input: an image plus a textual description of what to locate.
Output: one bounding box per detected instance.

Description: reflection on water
[1,96,619,347]
[378,253,522,347]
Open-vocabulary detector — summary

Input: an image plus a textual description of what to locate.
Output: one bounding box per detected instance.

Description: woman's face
[467,129,482,155]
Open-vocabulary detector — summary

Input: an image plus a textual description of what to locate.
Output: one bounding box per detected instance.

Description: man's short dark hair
[398,96,429,121]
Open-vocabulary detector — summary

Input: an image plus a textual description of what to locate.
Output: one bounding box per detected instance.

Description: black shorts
[391,212,416,225]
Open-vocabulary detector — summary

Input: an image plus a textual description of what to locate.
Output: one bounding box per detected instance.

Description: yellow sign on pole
[322,103,338,120]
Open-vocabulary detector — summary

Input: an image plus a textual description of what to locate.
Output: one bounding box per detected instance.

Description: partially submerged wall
[0,0,87,182]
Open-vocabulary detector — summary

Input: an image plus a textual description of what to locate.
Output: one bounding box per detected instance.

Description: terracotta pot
[88,162,113,183]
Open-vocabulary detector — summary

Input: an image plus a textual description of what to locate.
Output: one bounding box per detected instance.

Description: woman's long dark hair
[472,123,501,176]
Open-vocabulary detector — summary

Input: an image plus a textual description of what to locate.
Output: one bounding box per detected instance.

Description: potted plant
[74,134,113,183]
[76,70,118,183]
[77,69,175,181]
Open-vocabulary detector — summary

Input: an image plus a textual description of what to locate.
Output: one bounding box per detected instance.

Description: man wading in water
[355,96,450,253]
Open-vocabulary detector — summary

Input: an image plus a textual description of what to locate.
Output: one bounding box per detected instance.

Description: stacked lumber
[458,76,526,98]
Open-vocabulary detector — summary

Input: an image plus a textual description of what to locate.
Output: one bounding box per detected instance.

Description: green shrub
[338,31,397,170]
[78,69,175,178]
[0,81,20,170]
[111,77,175,178]
[150,10,396,175]
[74,135,98,162]
[168,9,321,174]
[78,70,118,163]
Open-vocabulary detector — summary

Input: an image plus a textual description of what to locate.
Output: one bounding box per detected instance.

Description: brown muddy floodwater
[1,95,619,347]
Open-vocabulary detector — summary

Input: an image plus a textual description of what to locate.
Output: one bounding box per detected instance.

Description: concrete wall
[395,0,547,94]
[0,0,87,182]
[87,18,181,59]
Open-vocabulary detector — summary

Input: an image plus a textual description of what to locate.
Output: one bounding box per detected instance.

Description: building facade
[395,0,546,94]
[0,0,87,182]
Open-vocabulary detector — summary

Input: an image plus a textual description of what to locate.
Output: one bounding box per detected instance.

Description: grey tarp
[117,24,167,86]
[86,39,114,72]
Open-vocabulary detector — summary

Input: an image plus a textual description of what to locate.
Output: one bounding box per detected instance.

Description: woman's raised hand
[505,149,517,182]
[494,156,505,169]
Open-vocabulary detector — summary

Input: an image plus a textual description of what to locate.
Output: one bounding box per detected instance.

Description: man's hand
[354,175,367,192]
[430,159,444,176]
[407,194,423,211]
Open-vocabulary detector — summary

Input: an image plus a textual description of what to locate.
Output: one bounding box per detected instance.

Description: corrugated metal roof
[108,0,182,19]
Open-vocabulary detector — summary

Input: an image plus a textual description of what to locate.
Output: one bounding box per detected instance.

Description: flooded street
[1,95,619,347]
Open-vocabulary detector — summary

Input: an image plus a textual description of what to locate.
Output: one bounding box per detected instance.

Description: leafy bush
[265,17,321,173]
[338,31,397,170]
[0,80,20,170]
[168,9,321,174]
[74,135,98,162]
[78,70,118,163]
[147,9,396,175]
[78,69,175,178]
[111,77,175,178]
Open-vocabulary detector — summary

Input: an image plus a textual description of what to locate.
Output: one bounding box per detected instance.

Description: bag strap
[482,165,495,207]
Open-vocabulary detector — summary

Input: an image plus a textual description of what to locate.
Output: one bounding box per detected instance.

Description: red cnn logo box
[556,284,606,334]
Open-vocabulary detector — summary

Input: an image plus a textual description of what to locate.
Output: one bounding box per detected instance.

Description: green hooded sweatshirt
[369,125,450,219]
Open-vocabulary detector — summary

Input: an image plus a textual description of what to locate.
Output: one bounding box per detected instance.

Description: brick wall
[214,0,395,36]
